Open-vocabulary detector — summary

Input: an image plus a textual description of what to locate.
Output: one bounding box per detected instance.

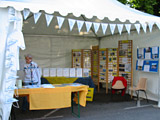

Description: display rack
[91,46,99,88]
[72,49,92,76]
[98,48,108,93]
[118,40,133,93]
[107,48,119,93]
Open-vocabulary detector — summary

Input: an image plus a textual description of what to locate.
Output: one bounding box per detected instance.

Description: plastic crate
[86,88,94,101]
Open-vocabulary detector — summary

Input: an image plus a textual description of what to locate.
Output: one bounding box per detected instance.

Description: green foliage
[118,0,160,16]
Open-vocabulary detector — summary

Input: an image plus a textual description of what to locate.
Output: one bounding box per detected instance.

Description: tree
[118,0,160,16]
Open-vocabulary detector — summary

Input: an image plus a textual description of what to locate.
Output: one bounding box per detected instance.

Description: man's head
[25,54,32,64]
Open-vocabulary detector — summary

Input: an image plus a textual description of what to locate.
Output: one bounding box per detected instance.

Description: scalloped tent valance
[0,0,160,24]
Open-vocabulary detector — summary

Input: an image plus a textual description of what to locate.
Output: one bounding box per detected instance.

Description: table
[42,77,95,91]
[17,84,88,110]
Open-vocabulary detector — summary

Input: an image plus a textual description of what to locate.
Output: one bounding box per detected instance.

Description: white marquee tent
[0,0,160,120]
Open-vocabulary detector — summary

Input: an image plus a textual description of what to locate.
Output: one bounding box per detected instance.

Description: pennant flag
[134,24,141,34]
[125,24,131,34]
[148,22,154,32]
[23,9,30,20]
[45,14,54,27]
[85,21,92,33]
[109,24,116,35]
[57,16,65,29]
[117,24,124,35]
[141,23,147,33]
[93,22,100,33]
[156,22,160,30]
[33,12,42,24]
[77,20,84,32]
[68,19,76,31]
[101,23,108,35]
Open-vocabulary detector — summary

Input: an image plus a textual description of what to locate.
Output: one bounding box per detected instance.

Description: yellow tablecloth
[17,85,88,110]
[43,77,77,84]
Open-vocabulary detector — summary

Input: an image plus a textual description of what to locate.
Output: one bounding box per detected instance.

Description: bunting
[148,22,154,32]
[68,19,76,31]
[134,24,141,34]
[45,14,54,27]
[85,21,92,32]
[156,22,160,30]
[125,24,131,34]
[57,16,65,29]
[93,22,100,33]
[101,23,108,35]
[141,23,147,33]
[109,24,116,35]
[26,13,158,35]
[23,9,30,20]
[77,20,84,32]
[117,24,124,35]
[33,12,42,24]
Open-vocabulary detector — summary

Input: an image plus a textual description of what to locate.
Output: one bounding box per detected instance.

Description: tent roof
[0,0,160,24]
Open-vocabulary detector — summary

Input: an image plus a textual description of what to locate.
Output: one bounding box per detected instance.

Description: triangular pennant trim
[85,21,92,32]
[23,9,30,20]
[156,22,160,30]
[141,23,147,33]
[77,20,84,32]
[134,24,141,34]
[125,24,131,34]
[148,22,154,32]
[45,14,54,27]
[109,24,116,35]
[101,23,108,35]
[57,16,65,29]
[33,12,42,24]
[117,24,124,35]
[68,19,76,31]
[93,22,100,33]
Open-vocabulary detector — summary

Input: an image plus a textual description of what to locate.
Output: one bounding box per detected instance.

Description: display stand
[72,49,92,77]
[91,46,99,91]
[98,48,108,93]
[118,40,133,93]
[107,48,119,93]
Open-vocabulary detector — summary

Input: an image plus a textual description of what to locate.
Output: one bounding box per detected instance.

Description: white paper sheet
[41,84,55,88]
[50,68,56,77]
[57,68,63,77]
[138,60,144,66]
[70,68,76,77]
[63,68,69,77]
[152,46,158,54]
[43,68,49,77]
[122,43,128,49]
[76,68,82,77]
[138,48,144,58]
[144,65,150,72]
[83,68,89,77]
[145,53,151,59]
[122,58,128,63]
[125,64,131,72]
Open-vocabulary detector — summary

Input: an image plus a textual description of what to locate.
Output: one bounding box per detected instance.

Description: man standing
[22,54,41,111]
[23,54,41,85]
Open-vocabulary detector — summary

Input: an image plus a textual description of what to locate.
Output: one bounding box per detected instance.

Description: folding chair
[125,78,150,109]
